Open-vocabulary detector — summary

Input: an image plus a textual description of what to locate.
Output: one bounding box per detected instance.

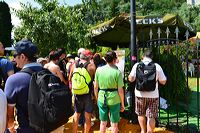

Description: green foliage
[12,0,200,57]
[194,15,200,31]
[136,0,182,16]
[14,0,92,56]
[0,1,12,47]
[135,1,200,31]
[152,46,188,105]
[178,3,200,31]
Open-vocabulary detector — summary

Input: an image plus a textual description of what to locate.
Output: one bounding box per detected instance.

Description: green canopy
[91,14,196,48]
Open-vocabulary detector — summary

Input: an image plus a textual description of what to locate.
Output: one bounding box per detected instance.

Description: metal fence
[134,27,200,133]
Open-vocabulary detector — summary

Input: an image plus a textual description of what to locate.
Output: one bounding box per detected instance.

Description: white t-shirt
[129,57,167,98]
[0,89,7,133]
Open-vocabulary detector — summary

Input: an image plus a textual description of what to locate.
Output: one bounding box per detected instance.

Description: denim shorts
[74,94,93,113]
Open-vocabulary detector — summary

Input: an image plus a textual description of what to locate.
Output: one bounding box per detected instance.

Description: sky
[5,0,82,27]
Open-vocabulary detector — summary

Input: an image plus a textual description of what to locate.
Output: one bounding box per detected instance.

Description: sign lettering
[136,17,163,25]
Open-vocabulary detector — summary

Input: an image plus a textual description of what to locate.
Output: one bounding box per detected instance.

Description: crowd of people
[0,39,167,133]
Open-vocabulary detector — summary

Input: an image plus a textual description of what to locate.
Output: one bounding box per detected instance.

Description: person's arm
[87,63,96,80]
[117,71,125,112]
[93,80,99,101]
[128,75,135,82]
[4,76,16,133]
[68,64,75,82]
[159,80,167,85]
[55,66,68,85]
[7,105,15,133]
[128,63,137,82]
[118,88,125,112]
[68,64,75,90]
[157,64,167,85]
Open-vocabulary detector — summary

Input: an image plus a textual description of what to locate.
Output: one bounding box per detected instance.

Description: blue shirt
[5,63,42,133]
[0,57,14,81]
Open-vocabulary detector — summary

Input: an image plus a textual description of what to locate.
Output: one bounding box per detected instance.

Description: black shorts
[74,94,93,113]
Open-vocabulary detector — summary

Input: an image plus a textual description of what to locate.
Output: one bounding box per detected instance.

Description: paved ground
[61,117,174,133]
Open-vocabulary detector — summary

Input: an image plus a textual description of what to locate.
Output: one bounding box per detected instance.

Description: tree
[14,0,92,56]
[0,1,12,47]
[13,0,199,57]
[178,3,200,31]
[136,0,184,16]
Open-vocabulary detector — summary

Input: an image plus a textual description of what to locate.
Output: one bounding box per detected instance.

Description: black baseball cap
[14,39,37,58]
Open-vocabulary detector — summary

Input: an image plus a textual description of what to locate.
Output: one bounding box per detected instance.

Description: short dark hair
[104,51,117,63]
[49,50,60,61]
[93,53,101,65]
[144,49,153,58]
[57,48,66,56]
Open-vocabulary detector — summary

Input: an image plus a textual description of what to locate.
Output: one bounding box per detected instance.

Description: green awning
[91,14,196,48]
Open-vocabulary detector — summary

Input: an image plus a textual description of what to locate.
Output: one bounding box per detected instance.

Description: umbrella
[91,14,196,48]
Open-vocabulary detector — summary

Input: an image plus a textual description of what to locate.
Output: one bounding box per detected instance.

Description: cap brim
[5,47,15,51]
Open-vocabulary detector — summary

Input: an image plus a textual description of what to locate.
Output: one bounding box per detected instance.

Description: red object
[131,56,136,61]
[83,49,93,57]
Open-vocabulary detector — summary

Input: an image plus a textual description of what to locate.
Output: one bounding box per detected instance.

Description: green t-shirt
[95,65,124,105]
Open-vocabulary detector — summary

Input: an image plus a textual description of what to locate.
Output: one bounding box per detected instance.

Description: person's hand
[7,117,16,133]
[8,127,16,133]
[7,123,16,133]
[120,105,125,112]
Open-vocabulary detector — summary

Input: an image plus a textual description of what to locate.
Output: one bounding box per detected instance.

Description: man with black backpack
[128,49,167,133]
[4,39,43,133]
[5,39,72,133]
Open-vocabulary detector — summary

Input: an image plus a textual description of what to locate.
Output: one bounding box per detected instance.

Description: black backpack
[136,62,156,91]
[22,68,73,133]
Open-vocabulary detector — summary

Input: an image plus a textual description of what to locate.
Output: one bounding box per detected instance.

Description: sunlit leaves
[14,0,91,56]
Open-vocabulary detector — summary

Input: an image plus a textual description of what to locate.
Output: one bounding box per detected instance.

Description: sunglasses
[13,53,21,58]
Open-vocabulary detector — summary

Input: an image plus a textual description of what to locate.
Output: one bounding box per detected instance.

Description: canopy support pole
[130,0,137,67]
[128,0,138,125]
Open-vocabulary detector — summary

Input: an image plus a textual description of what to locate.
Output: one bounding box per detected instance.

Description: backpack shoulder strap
[137,61,145,68]
[139,61,144,65]
[148,61,155,66]
[75,60,90,69]
[83,62,90,69]
[20,67,35,75]
[75,60,81,68]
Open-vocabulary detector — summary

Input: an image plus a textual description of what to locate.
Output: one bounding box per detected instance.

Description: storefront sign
[136,17,163,25]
